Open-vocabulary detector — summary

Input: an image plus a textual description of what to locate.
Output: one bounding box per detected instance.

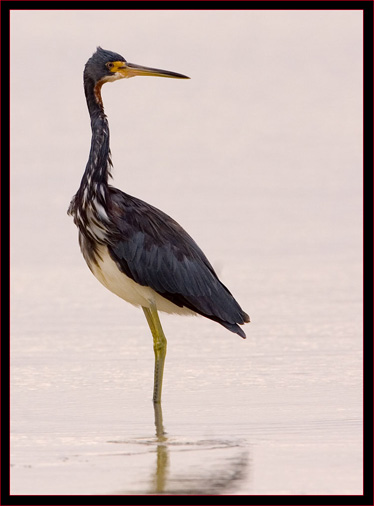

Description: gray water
[10,10,363,495]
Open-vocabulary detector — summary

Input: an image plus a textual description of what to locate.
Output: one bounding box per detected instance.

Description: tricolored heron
[68,47,250,405]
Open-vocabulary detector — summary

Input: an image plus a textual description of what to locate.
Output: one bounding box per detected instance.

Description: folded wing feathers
[108,189,248,331]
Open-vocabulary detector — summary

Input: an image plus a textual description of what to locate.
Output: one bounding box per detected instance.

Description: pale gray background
[10,10,363,495]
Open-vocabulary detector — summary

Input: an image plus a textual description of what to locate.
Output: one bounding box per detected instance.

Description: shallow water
[10,256,363,495]
[10,9,363,496]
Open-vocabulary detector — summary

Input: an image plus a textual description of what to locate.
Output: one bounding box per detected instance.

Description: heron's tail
[218,311,250,339]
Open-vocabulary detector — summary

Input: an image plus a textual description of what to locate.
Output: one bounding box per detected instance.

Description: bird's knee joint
[153,340,167,355]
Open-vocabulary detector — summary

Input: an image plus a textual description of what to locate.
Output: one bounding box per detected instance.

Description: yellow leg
[142,305,167,404]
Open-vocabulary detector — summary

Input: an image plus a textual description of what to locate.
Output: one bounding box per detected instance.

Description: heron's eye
[106,62,114,70]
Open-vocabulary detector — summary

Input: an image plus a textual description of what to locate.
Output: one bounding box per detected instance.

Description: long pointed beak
[118,62,190,80]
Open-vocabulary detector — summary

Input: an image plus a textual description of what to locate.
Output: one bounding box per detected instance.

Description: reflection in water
[111,403,248,495]
[151,403,169,494]
[145,403,248,495]
[110,403,248,494]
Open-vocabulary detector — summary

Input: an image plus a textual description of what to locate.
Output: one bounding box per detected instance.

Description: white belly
[89,244,196,316]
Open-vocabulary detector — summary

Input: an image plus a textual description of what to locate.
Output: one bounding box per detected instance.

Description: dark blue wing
[107,188,249,337]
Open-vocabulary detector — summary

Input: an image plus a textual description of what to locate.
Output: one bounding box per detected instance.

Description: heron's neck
[79,82,113,200]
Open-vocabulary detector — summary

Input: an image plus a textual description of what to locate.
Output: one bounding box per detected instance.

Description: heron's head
[84,46,190,86]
